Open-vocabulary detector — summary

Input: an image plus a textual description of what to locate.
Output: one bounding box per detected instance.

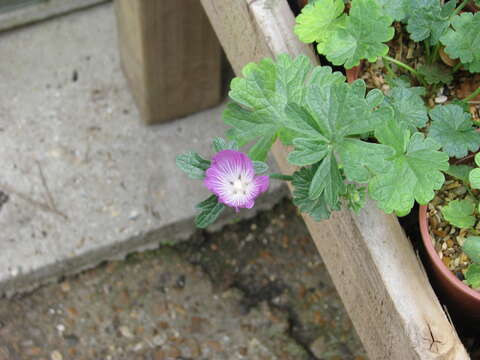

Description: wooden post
[114,0,223,124]
[200,0,469,359]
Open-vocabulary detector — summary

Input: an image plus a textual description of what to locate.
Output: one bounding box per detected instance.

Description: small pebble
[119,326,134,338]
[51,350,63,360]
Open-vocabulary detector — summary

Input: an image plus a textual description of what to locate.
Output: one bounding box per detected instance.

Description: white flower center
[233,179,244,191]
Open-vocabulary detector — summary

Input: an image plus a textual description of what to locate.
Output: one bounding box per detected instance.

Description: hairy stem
[452,62,463,73]
[431,43,440,63]
[452,0,469,17]
[382,56,427,86]
[463,84,480,103]
[384,60,396,77]
[269,173,294,181]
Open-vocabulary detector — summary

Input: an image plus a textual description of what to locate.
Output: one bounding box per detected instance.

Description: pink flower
[204,150,269,212]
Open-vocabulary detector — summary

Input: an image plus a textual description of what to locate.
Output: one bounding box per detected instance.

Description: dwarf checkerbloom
[204,150,269,211]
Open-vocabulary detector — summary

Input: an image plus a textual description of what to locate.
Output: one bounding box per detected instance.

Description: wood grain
[200,0,469,358]
[114,0,222,124]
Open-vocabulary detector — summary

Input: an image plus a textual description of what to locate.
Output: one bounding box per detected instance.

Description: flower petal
[254,175,269,194]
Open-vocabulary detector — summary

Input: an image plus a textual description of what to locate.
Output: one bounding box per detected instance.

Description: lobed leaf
[384,86,428,133]
[469,168,480,189]
[291,165,340,220]
[465,264,480,289]
[224,54,337,161]
[369,119,449,216]
[294,0,345,44]
[308,152,345,209]
[404,0,452,44]
[287,80,394,196]
[288,138,329,166]
[417,63,453,85]
[195,195,225,228]
[428,104,480,159]
[337,138,395,183]
[212,137,238,152]
[316,0,394,69]
[377,0,407,21]
[442,199,476,229]
[176,152,211,179]
[463,237,480,264]
[445,164,473,184]
[441,12,480,73]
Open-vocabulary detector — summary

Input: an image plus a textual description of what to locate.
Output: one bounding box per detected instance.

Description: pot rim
[419,204,480,300]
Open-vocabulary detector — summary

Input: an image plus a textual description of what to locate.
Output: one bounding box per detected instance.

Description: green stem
[382,56,427,86]
[269,173,294,181]
[383,60,396,78]
[431,43,440,63]
[452,0,469,17]
[452,62,463,73]
[463,84,480,103]
[424,39,431,63]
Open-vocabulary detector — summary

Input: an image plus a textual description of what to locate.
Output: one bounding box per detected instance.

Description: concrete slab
[0,4,286,296]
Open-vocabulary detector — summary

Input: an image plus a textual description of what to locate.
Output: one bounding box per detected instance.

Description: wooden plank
[114,0,222,124]
[0,0,107,32]
[200,1,469,359]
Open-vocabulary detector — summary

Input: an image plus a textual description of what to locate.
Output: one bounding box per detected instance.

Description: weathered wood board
[199,0,469,359]
[114,0,223,124]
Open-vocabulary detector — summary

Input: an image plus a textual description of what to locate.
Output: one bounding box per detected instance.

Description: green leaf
[417,63,453,85]
[318,0,394,69]
[442,199,476,229]
[306,80,387,137]
[308,152,345,209]
[445,164,473,184]
[463,237,480,263]
[212,137,238,152]
[336,138,395,183]
[450,98,471,112]
[288,138,329,166]
[224,54,317,161]
[287,80,394,193]
[405,0,451,45]
[384,86,428,133]
[176,152,211,179]
[294,0,345,44]
[195,195,225,228]
[465,264,480,289]
[386,75,411,88]
[428,104,480,159]
[377,0,407,21]
[476,153,480,167]
[469,168,480,189]
[247,134,277,162]
[441,12,480,73]
[369,120,449,216]
[292,165,339,221]
[252,161,269,174]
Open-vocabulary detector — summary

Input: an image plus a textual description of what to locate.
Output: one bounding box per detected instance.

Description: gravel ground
[0,200,366,360]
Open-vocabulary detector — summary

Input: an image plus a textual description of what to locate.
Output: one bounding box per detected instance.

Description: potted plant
[177,0,480,321]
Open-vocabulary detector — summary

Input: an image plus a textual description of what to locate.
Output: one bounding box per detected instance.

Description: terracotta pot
[419,205,480,322]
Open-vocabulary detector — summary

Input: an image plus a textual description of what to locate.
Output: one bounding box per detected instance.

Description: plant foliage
[369,119,449,216]
[441,12,480,73]
[428,104,480,159]
[442,199,476,229]
[295,0,394,69]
